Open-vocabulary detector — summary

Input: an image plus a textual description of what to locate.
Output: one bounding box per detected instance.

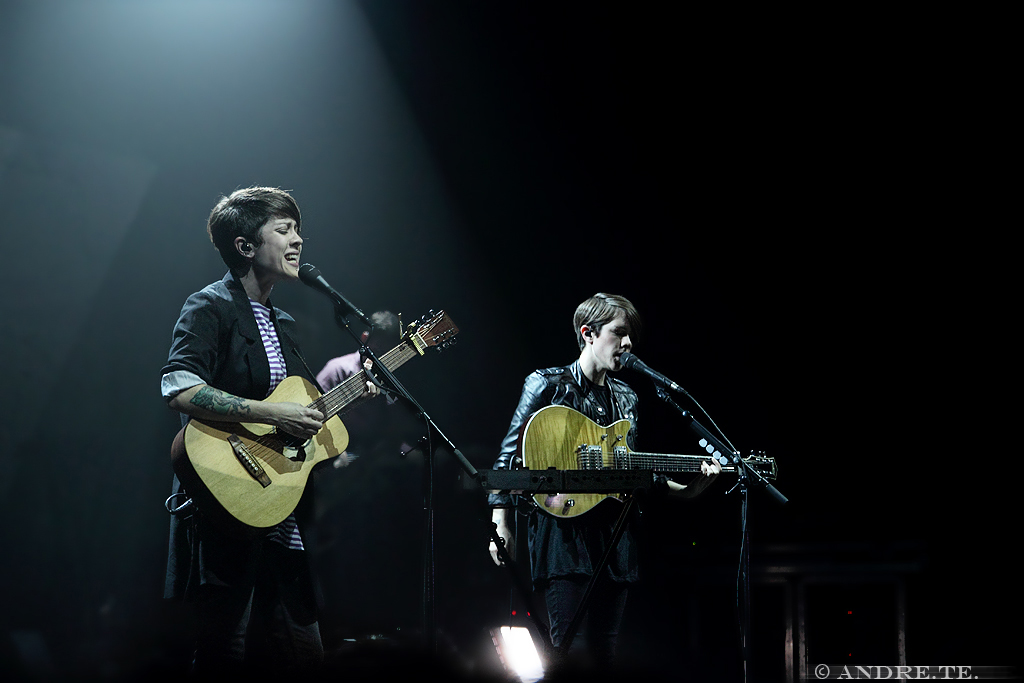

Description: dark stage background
[0,2,1016,681]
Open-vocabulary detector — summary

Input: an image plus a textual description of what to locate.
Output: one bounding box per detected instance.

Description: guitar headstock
[404,310,459,355]
[742,450,778,480]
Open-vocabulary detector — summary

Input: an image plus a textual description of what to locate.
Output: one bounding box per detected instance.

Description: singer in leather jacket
[488,293,720,668]
[487,359,641,586]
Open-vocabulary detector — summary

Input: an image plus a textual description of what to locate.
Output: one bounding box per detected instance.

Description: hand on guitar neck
[664,457,722,499]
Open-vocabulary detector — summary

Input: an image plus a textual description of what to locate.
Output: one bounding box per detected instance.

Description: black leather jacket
[490,361,640,586]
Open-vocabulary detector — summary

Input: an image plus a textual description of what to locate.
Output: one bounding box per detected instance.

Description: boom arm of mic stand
[333,304,365,348]
[358,343,478,480]
[685,410,788,505]
[654,387,788,505]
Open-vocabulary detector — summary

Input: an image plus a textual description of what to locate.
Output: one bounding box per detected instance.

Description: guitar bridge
[227,434,272,488]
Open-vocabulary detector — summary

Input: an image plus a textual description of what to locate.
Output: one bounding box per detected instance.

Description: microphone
[619,352,687,393]
[298,263,372,326]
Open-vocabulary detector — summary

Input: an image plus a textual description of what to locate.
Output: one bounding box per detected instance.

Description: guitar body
[168,309,460,536]
[520,405,632,518]
[171,375,349,533]
[518,404,778,520]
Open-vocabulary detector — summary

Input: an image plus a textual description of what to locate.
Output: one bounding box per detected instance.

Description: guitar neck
[309,342,418,419]
[617,451,736,474]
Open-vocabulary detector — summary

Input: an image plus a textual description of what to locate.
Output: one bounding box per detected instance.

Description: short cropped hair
[573,293,641,350]
[206,186,301,274]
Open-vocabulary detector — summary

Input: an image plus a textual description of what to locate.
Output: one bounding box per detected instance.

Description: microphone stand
[652,384,788,683]
[331,302,478,656]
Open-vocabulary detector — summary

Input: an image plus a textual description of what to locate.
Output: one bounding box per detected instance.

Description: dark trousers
[543,576,629,668]
[191,543,323,676]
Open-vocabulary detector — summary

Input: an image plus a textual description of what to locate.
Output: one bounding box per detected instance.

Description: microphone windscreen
[298,263,320,285]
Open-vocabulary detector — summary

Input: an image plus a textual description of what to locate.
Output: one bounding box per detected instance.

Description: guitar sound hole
[278,431,305,448]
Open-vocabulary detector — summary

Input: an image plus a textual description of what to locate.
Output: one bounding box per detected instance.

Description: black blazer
[163,271,321,403]
[162,271,321,601]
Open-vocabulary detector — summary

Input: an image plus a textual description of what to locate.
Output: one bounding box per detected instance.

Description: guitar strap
[267,302,326,394]
[289,344,326,394]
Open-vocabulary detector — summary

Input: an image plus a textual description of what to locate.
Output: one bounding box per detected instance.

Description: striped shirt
[250,299,304,551]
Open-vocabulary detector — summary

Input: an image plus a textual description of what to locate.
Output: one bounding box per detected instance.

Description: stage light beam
[491,626,544,683]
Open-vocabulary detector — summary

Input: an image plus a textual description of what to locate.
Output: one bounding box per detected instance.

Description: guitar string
[577,450,711,472]
[318,346,405,410]
[241,379,383,461]
[243,375,368,460]
[238,345,414,462]
[619,453,707,471]
[213,327,449,489]
[313,345,411,416]
[577,451,757,473]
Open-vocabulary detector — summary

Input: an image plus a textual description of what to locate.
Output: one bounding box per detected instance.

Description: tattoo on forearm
[190,386,252,417]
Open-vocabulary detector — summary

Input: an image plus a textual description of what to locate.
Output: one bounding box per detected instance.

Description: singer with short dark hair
[488,293,721,672]
[160,186,378,674]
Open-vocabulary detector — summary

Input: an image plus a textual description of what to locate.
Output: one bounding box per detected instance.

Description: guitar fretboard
[577,450,776,479]
[309,342,418,418]
[611,452,735,473]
